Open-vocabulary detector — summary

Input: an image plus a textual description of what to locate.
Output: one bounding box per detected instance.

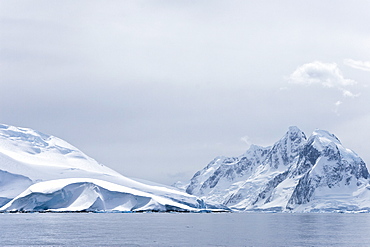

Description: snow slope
[183,127,370,212]
[0,178,199,212]
[0,124,205,212]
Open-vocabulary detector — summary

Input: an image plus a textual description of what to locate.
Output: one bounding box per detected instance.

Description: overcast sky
[1,1,370,185]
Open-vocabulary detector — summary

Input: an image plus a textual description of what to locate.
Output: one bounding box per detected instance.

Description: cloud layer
[1,1,370,185]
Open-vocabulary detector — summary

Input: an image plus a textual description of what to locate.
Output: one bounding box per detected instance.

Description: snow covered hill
[3,123,369,213]
[0,124,205,212]
[183,127,370,212]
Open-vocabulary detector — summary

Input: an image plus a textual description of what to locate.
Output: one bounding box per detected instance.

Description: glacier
[2,123,370,213]
[183,126,370,212]
[0,124,205,212]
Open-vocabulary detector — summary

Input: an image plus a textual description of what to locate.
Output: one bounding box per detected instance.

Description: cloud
[289,61,356,87]
[288,61,360,99]
[279,87,290,91]
[344,59,370,72]
[339,88,360,98]
[334,101,342,116]
[240,136,252,149]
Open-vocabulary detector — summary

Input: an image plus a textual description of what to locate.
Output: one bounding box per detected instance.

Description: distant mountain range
[1,123,369,213]
[182,126,370,212]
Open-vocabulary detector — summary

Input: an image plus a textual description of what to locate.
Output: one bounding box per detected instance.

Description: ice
[0,124,205,212]
[0,178,202,212]
[2,123,370,213]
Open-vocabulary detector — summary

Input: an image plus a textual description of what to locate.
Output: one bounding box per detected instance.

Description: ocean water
[1,212,370,246]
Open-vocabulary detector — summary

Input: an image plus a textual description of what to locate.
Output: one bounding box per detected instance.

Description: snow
[0,178,200,212]
[184,126,370,213]
[2,123,370,213]
[0,124,205,212]
[0,123,121,177]
[0,169,32,198]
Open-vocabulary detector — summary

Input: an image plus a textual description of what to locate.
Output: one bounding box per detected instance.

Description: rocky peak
[184,126,370,212]
[264,126,307,169]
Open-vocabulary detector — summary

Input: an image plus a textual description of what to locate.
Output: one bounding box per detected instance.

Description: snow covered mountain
[3,123,369,213]
[0,124,205,212]
[183,126,370,212]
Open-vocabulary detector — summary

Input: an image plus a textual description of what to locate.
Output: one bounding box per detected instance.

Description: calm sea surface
[0,212,370,246]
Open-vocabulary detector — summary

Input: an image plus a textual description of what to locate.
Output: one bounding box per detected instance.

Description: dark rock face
[288,173,317,206]
[185,127,370,211]
[265,126,307,169]
[294,144,321,176]
[287,131,370,208]
[186,146,270,196]
[254,171,289,205]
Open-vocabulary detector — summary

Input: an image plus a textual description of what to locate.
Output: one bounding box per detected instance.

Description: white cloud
[279,87,289,91]
[344,59,370,72]
[334,101,342,116]
[241,136,252,149]
[288,61,360,101]
[339,88,360,98]
[289,61,356,87]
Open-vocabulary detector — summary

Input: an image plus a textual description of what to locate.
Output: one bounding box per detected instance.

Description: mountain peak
[312,129,341,144]
[305,129,343,154]
[263,126,307,169]
[286,126,307,140]
[288,125,302,133]
[185,126,370,212]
